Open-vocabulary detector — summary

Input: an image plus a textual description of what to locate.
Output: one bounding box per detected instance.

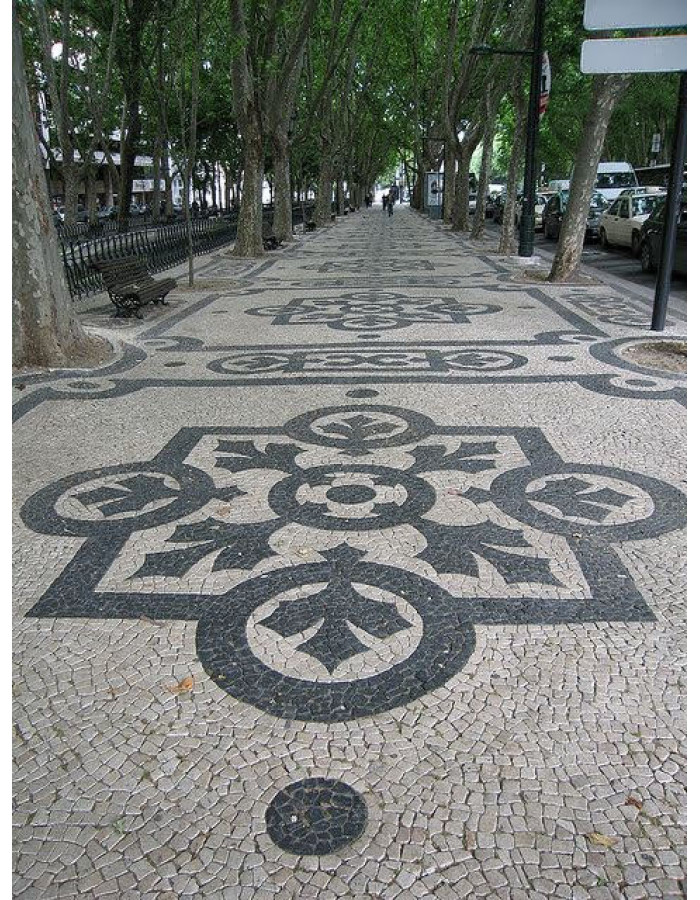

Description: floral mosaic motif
[246,291,501,332]
[207,347,528,376]
[21,404,684,721]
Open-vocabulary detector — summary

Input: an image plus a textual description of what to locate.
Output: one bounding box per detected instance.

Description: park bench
[94,256,177,318]
[263,234,282,250]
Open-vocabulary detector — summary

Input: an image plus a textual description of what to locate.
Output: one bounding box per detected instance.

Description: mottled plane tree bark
[498,66,528,255]
[549,74,631,281]
[114,0,154,231]
[229,0,319,256]
[13,2,103,369]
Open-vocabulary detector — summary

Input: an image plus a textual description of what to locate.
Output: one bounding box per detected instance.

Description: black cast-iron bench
[94,257,177,318]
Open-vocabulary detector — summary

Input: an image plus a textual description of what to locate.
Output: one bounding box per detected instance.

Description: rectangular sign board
[583,0,686,30]
[581,36,686,73]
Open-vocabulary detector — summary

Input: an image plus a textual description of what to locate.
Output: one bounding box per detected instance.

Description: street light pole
[518,0,546,257]
[651,71,686,331]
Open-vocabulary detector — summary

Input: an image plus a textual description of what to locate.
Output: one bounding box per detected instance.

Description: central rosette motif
[268,464,434,529]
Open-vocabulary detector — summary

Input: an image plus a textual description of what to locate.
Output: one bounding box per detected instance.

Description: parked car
[56,205,89,223]
[599,192,664,255]
[515,192,554,231]
[97,205,118,220]
[542,190,608,242]
[493,191,522,225]
[617,186,666,198]
[639,197,686,276]
[492,192,507,225]
[468,191,477,213]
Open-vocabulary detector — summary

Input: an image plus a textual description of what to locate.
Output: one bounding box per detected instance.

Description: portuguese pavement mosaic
[13,206,686,898]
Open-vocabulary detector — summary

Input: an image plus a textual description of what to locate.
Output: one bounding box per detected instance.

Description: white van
[592,162,638,202]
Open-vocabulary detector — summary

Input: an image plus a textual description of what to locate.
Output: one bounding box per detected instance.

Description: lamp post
[518,0,546,257]
[470,0,546,257]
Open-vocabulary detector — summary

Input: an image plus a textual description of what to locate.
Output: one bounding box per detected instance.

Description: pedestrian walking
[387,197,394,216]
[382,193,388,212]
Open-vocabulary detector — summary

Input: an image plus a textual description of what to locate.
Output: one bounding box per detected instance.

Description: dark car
[492,192,507,224]
[543,190,608,242]
[639,197,686,276]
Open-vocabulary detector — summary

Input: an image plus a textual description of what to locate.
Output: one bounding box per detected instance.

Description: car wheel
[631,231,641,256]
[640,240,655,274]
[599,227,608,249]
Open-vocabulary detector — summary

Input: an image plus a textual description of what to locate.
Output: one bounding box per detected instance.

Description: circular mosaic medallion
[21,463,214,536]
[196,555,475,722]
[486,464,686,541]
[266,778,367,855]
[267,464,435,531]
[284,404,434,453]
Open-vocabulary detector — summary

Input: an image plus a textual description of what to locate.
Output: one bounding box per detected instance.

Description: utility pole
[651,71,686,331]
[518,0,546,257]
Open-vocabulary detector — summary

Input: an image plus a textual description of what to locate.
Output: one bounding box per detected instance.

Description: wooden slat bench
[94,257,177,318]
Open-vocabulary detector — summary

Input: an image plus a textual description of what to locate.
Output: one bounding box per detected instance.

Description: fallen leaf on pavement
[587,832,618,849]
[624,797,643,810]
[167,676,194,694]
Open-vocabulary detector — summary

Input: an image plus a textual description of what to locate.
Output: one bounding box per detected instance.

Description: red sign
[539,52,551,119]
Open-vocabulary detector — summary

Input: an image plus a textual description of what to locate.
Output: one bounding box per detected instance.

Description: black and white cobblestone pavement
[13,205,686,898]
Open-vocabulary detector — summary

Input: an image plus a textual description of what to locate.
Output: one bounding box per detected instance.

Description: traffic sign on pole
[583,0,686,31]
[581,36,687,74]
[581,0,686,332]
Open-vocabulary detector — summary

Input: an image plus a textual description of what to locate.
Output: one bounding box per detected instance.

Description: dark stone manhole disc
[266,778,368,855]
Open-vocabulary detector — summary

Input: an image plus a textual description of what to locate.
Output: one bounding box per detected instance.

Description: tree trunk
[453,130,481,232]
[118,98,141,230]
[272,129,293,241]
[471,110,497,239]
[62,161,80,226]
[336,176,344,215]
[104,163,113,206]
[85,164,98,227]
[498,80,528,255]
[316,154,334,225]
[234,116,265,256]
[443,143,456,223]
[413,157,424,210]
[549,75,631,281]
[183,171,195,283]
[163,149,173,216]
[151,135,162,221]
[12,4,100,369]
[224,168,232,211]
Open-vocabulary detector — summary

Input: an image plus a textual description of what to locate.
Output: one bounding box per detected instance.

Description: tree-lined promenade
[13,0,681,367]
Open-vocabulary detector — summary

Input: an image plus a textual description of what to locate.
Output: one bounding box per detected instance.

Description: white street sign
[583,0,686,31]
[581,36,686,74]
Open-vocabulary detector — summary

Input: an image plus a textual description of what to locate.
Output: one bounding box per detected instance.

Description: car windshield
[589,193,608,210]
[631,196,658,217]
[595,172,636,189]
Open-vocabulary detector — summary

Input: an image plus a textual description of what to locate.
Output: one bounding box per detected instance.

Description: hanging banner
[539,52,551,119]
